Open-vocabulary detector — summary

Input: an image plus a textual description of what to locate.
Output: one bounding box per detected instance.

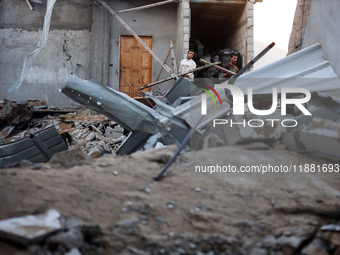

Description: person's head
[230,53,238,65]
[187,49,195,60]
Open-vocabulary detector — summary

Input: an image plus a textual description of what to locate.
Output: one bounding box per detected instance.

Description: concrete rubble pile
[1,207,340,255]
[0,99,128,168]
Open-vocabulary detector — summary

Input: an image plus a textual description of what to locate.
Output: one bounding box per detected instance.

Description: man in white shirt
[179,49,197,81]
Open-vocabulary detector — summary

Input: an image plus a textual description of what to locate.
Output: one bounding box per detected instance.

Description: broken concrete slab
[65,248,82,255]
[310,91,340,115]
[0,209,61,246]
[283,117,340,161]
[47,228,84,250]
[88,146,102,157]
[105,126,124,140]
[299,118,340,161]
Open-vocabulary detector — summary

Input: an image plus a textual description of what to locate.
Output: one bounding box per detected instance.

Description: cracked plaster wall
[0,0,92,108]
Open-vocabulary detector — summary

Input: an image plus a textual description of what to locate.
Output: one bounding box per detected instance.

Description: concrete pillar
[245,1,254,66]
[90,4,110,86]
[175,0,191,64]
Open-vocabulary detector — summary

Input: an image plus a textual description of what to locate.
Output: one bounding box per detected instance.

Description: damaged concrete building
[0,0,261,107]
[1,0,340,163]
[2,1,340,254]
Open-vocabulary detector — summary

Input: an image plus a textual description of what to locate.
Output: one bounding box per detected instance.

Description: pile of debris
[1,204,340,255]
[0,99,128,168]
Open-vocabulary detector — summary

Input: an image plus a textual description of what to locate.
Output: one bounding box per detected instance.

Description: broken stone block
[91,124,102,134]
[125,246,150,255]
[65,248,82,255]
[0,209,61,246]
[85,132,95,141]
[95,132,105,140]
[113,125,124,133]
[299,118,340,161]
[249,248,267,255]
[302,237,330,255]
[104,126,114,136]
[47,228,84,250]
[260,235,277,248]
[114,218,140,236]
[275,235,301,249]
[105,126,124,140]
[60,217,84,230]
[88,146,102,157]
[112,135,126,143]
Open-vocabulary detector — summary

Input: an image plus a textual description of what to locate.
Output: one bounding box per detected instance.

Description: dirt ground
[0,142,339,254]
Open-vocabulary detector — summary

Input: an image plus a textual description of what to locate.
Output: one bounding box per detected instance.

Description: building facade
[0,0,260,107]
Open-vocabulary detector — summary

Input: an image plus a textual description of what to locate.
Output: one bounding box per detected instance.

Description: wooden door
[119,35,153,97]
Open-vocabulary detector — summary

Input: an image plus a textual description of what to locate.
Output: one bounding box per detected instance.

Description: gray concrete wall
[0,0,92,108]
[300,0,340,77]
[107,0,178,94]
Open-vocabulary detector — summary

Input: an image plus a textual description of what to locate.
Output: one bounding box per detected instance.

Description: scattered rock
[261,235,276,248]
[85,132,95,141]
[249,248,267,255]
[154,217,166,223]
[47,228,84,250]
[123,245,151,255]
[65,247,82,255]
[114,219,140,236]
[88,146,102,157]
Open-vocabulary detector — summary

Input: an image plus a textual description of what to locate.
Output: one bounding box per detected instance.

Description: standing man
[179,49,197,81]
[222,53,239,78]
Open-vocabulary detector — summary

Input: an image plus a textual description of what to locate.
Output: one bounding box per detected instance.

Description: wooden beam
[139,61,221,90]
[97,0,177,79]
[156,46,171,81]
[117,0,177,14]
[25,0,33,10]
[199,59,236,75]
